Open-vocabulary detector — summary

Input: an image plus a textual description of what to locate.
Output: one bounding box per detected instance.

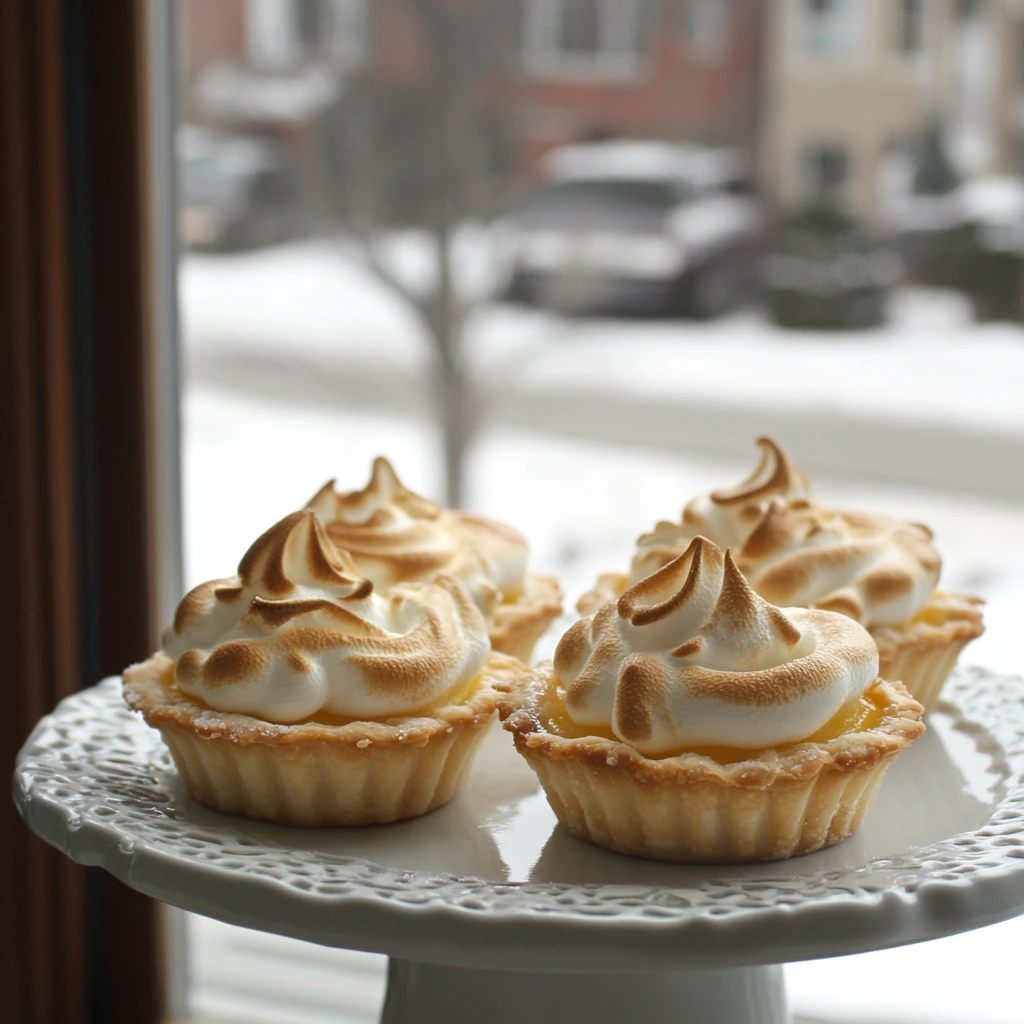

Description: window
[169,2,1024,1021]
[1020,21,1024,89]
[684,0,731,62]
[951,0,994,172]
[559,0,600,54]
[896,0,925,55]
[248,0,365,69]
[800,0,861,58]
[525,0,651,75]
[803,143,850,201]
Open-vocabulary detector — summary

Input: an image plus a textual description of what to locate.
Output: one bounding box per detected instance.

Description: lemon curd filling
[541,680,888,764]
[168,671,486,727]
[909,598,954,626]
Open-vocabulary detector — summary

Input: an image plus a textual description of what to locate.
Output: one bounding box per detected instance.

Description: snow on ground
[182,239,1024,438]
[180,241,430,370]
[466,287,1024,435]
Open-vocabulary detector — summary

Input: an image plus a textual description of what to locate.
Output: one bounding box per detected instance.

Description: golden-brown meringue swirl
[306,457,528,617]
[162,510,490,723]
[622,438,940,629]
[557,537,879,756]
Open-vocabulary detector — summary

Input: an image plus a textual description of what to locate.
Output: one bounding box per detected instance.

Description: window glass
[897,0,925,54]
[801,0,860,58]
[526,0,649,71]
[803,143,850,201]
[173,1,1024,1022]
[684,0,730,61]
[559,0,601,55]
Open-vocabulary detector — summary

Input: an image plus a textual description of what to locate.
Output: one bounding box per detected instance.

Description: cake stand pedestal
[14,668,1024,1024]
[380,961,786,1023]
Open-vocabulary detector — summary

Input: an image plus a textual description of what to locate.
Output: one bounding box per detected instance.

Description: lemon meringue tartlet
[501,537,925,863]
[123,510,520,826]
[578,437,983,712]
[307,457,562,662]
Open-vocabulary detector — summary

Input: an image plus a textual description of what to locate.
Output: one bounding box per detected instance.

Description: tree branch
[339,219,428,318]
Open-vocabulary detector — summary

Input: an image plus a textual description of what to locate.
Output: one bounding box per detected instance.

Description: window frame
[523,0,652,81]
[2,1,180,1021]
[895,0,926,56]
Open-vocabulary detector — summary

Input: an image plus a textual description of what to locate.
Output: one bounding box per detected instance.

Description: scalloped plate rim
[12,668,1024,972]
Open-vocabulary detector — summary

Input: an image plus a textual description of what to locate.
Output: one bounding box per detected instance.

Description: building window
[684,0,731,62]
[803,144,850,202]
[1015,20,1024,89]
[896,0,925,54]
[800,0,861,59]
[560,0,601,54]
[525,0,651,76]
[248,0,365,70]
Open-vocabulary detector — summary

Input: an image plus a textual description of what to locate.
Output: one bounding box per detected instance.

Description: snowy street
[182,238,1024,501]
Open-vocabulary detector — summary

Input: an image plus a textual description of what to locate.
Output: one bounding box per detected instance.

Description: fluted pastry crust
[499,667,924,862]
[488,574,564,663]
[124,651,524,826]
[874,590,985,711]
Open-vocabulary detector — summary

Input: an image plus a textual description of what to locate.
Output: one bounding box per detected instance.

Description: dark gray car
[500,141,762,318]
[179,126,302,251]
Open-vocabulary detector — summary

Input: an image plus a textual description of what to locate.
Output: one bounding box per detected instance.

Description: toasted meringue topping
[556,537,879,756]
[623,437,940,629]
[162,510,490,723]
[306,457,528,617]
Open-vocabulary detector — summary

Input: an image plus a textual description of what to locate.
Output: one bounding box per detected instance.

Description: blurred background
[169,1,1024,1022]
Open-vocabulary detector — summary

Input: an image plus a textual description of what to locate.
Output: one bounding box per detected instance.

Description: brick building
[181,0,765,194]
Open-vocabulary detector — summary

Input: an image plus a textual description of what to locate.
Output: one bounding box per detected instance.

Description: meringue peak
[238,510,371,599]
[710,436,812,507]
[307,457,440,527]
[704,551,802,651]
[305,458,530,617]
[617,536,720,627]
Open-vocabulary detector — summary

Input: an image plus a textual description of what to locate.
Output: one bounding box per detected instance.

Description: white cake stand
[14,667,1024,1024]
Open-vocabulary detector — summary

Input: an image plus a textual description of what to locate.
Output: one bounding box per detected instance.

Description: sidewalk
[182,241,1024,500]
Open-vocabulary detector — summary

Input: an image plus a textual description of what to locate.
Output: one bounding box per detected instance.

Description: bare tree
[318,0,522,507]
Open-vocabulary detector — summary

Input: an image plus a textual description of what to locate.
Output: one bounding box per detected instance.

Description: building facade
[506,0,765,177]
[762,0,1024,225]
[181,0,765,188]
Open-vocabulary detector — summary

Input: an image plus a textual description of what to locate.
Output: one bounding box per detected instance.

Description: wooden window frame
[2,2,181,1021]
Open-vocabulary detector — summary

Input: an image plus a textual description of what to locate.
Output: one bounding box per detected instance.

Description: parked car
[499,140,762,317]
[764,204,901,330]
[928,177,1024,321]
[179,125,302,251]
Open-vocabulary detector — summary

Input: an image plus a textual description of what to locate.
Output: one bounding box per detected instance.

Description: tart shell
[489,573,563,663]
[123,651,523,827]
[872,590,985,713]
[498,666,925,863]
